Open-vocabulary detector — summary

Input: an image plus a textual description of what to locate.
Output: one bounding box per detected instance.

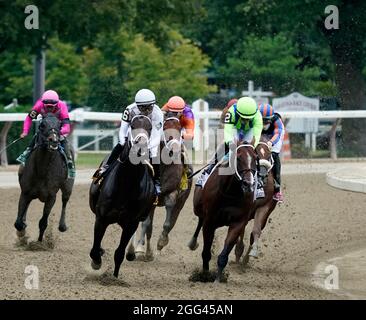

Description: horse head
[127,114,153,160]
[162,111,182,155]
[234,141,257,193]
[37,114,61,152]
[255,135,274,184]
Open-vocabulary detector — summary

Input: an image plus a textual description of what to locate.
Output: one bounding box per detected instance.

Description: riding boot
[255,156,265,199]
[97,143,123,177]
[271,152,283,202]
[61,138,75,178]
[152,161,161,196]
[16,135,37,165]
[195,142,228,187]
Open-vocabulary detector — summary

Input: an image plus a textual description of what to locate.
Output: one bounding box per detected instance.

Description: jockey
[161,96,195,140]
[259,103,285,202]
[196,97,263,192]
[96,88,164,195]
[17,90,73,169]
[161,96,195,176]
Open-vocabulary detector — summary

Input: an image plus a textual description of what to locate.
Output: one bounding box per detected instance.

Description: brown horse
[133,111,193,260]
[235,134,278,266]
[188,141,257,282]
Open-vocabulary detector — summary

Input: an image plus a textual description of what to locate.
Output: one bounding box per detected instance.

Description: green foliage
[124,32,216,105]
[85,29,215,110]
[46,39,88,105]
[0,51,33,104]
[220,34,325,96]
[0,38,88,106]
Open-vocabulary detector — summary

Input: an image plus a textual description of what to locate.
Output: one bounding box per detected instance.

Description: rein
[234,144,256,181]
[163,117,182,151]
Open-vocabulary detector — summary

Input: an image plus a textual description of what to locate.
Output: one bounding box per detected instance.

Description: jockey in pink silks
[17,90,74,169]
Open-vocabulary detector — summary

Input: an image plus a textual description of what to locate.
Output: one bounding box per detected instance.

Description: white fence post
[192,99,209,151]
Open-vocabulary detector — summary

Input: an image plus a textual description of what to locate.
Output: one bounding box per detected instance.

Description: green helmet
[236,97,258,119]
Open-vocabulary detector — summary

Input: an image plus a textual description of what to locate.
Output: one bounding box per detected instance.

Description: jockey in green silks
[196,97,264,195]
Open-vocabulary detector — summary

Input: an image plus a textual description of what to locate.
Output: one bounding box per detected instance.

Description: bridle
[129,115,152,146]
[234,144,256,181]
[256,142,274,172]
[163,116,182,151]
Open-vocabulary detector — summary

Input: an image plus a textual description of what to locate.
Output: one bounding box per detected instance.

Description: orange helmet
[166,96,185,112]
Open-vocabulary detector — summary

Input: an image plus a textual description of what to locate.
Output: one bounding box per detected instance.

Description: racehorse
[235,134,277,265]
[134,111,193,259]
[14,114,74,242]
[89,114,156,278]
[188,140,257,282]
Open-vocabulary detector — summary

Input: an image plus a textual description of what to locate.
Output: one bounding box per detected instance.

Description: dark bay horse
[134,111,193,259]
[14,114,74,242]
[89,114,156,278]
[188,141,257,282]
[235,134,278,265]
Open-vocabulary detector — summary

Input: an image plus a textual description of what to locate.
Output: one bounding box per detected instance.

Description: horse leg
[217,222,245,282]
[90,217,108,270]
[14,192,31,237]
[159,191,185,251]
[136,208,155,258]
[249,203,276,258]
[157,193,177,251]
[202,223,215,272]
[249,206,269,258]
[59,181,72,232]
[234,227,245,263]
[145,209,155,260]
[126,233,136,261]
[188,217,202,251]
[113,220,139,278]
[38,195,56,242]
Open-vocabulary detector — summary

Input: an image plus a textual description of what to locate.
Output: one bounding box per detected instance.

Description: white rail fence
[1,107,366,164]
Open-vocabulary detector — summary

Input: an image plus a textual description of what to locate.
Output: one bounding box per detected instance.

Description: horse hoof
[135,244,145,254]
[248,249,258,258]
[188,240,199,251]
[126,252,136,261]
[16,229,26,238]
[91,259,102,270]
[58,225,67,232]
[157,235,168,251]
[14,221,26,232]
[242,254,250,267]
[145,253,154,262]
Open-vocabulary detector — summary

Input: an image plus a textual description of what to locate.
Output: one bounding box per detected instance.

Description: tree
[123,32,216,105]
[220,34,331,96]
[46,38,88,105]
[263,0,366,155]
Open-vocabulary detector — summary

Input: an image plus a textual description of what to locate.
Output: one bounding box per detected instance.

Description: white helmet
[135,89,156,106]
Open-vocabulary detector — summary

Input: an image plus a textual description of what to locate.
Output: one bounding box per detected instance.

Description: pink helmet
[41,90,59,105]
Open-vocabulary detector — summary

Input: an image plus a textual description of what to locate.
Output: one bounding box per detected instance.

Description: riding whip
[187,162,212,179]
[0,137,22,155]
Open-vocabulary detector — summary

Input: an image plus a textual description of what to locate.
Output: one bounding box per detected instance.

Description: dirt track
[0,173,366,300]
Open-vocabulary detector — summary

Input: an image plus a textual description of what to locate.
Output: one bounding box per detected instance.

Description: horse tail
[188,217,203,251]
[193,217,203,238]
